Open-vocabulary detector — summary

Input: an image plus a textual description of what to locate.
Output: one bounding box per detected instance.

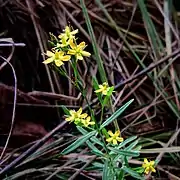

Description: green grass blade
[138,0,164,58]
[80,0,107,83]
[95,0,146,69]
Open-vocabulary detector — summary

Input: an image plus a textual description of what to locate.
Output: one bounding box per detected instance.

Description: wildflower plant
[43,25,156,180]
[142,158,156,175]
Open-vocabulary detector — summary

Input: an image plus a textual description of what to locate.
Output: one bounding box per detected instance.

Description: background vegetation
[0,0,180,179]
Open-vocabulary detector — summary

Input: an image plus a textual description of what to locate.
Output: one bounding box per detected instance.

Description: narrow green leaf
[77,127,103,156]
[133,167,145,174]
[118,168,125,180]
[102,160,109,180]
[77,126,104,147]
[92,148,104,156]
[61,130,96,154]
[92,162,104,168]
[101,128,109,139]
[61,105,70,115]
[90,136,104,147]
[108,147,139,157]
[100,99,134,129]
[116,136,137,149]
[122,166,144,180]
[125,140,139,151]
[102,86,114,106]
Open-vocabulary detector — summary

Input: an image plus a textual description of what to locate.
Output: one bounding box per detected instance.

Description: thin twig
[0,39,15,71]
[28,91,81,101]
[0,43,25,47]
[0,56,17,160]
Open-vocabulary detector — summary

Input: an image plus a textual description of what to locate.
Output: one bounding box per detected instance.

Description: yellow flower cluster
[106,130,124,145]
[142,158,156,174]
[65,107,95,127]
[43,26,91,67]
[95,82,114,96]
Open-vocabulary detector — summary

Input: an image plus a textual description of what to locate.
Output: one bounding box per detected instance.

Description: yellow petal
[65,117,73,121]
[106,137,112,142]
[55,52,60,59]
[150,161,155,166]
[76,54,83,60]
[62,55,71,61]
[144,168,149,174]
[117,137,124,142]
[95,89,102,93]
[77,107,82,115]
[43,57,54,64]
[113,139,117,145]
[46,50,54,57]
[114,130,120,136]
[78,42,85,49]
[65,26,70,32]
[144,158,149,164]
[58,33,64,39]
[71,29,78,35]
[89,121,95,125]
[108,130,114,137]
[69,110,75,115]
[80,113,88,119]
[55,60,64,67]
[99,85,104,89]
[82,51,91,57]
[68,50,76,55]
[151,167,156,173]
[103,82,108,86]
[86,116,91,122]
[102,90,108,95]
[81,120,87,127]
[69,39,76,49]
[59,51,65,56]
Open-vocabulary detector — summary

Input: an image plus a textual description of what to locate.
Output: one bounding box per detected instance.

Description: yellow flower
[95,82,111,95]
[43,50,71,67]
[58,26,78,40]
[59,36,70,47]
[67,39,91,60]
[81,116,95,127]
[65,107,88,122]
[106,130,124,145]
[142,158,156,175]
